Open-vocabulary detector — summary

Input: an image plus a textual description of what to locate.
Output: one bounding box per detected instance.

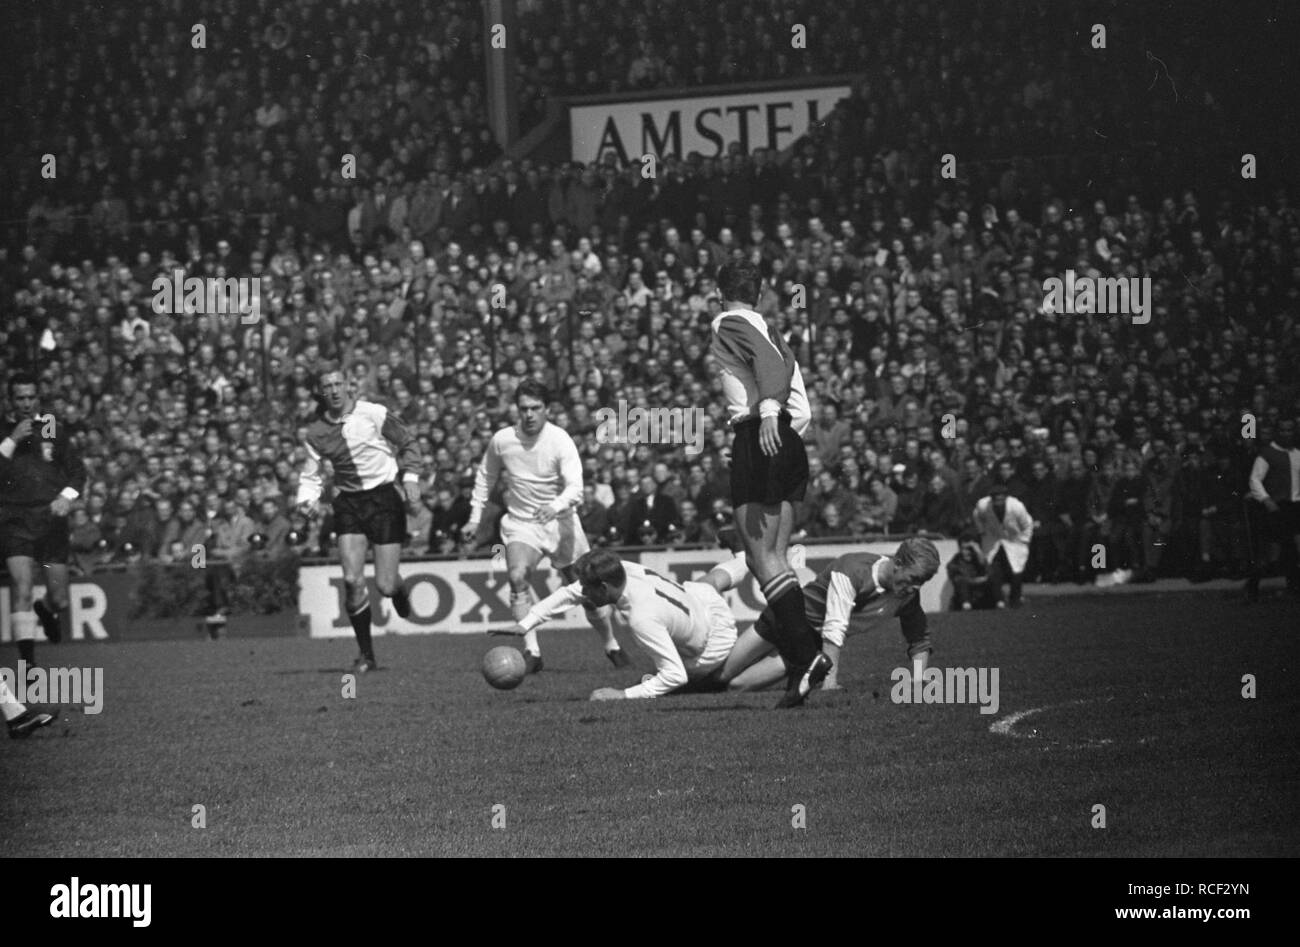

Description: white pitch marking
[989,698,1099,739]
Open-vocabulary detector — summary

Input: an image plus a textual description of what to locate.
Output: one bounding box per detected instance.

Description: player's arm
[897,594,931,674]
[538,434,584,524]
[713,315,792,420]
[614,613,689,699]
[380,407,423,502]
[465,436,503,538]
[50,427,87,515]
[502,581,588,636]
[815,570,858,685]
[295,441,325,515]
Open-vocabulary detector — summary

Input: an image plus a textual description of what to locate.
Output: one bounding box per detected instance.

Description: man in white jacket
[973,482,1034,608]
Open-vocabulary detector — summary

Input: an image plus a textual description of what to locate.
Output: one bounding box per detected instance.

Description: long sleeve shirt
[469,422,584,525]
[296,400,421,505]
[709,308,811,434]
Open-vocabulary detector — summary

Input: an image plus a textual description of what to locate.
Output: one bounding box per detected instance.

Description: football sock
[761,573,819,669]
[0,679,23,721]
[511,589,540,655]
[523,627,541,656]
[13,611,37,665]
[348,596,374,661]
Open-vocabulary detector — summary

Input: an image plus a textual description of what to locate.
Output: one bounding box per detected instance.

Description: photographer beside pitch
[295,363,422,672]
[709,261,830,708]
[1,373,86,670]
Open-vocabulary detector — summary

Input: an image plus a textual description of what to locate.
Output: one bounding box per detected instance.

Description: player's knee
[507,567,530,590]
[374,575,400,597]
[342,575,367,599]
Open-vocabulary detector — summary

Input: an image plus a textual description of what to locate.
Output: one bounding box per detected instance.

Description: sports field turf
[4,591,1297,857]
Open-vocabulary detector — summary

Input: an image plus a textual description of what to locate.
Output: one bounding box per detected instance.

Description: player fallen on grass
[497,548,736,700]
[464,380,628,673]
[296,362,422,672]
[705,538,943,692]
[1,373,86,668]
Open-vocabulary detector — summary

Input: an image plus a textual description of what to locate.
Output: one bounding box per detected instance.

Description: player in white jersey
[504,549,738,699]
[463,380,628,672]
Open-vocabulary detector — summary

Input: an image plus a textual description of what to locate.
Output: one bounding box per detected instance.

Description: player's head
[314,360,349,414]
[7,372,39,416]
[892,537,941,595]
[716,260,762,307]
[514,379,550,436]
[572,549,626,606]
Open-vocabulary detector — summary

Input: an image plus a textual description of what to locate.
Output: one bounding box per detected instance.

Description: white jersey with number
[470,422,584,523]
[519,560,736,698]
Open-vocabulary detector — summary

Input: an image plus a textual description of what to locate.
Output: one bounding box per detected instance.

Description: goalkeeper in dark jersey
[1,373,87,668]
[295,363,423,672]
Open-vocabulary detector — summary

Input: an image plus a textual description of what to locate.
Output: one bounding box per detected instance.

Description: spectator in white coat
[973,481,1034,608]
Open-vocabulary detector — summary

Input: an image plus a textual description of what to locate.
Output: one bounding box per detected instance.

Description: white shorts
[682,581,738,679]
[500,511,590,570]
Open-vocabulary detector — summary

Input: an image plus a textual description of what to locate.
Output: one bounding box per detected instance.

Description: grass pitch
[4,592,1297,857]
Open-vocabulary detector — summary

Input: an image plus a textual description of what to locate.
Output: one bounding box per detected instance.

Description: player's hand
[298,500,322,520]
[589,687,626,701]
[1263,498,1280,514]
[49,496,72,517]
[534,505,557,525]
[489,623,527,637]
[758,415,781,456]
[401,480,421,508]
[10,418,33,442]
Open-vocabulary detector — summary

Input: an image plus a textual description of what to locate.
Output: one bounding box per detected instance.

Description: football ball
[482,646,527,690]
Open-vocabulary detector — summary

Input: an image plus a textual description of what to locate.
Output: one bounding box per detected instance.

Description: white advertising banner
[569,84,851,164]
[297,541,957,638]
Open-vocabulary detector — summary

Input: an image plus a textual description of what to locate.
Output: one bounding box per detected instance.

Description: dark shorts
[730,414,809,507]
[1,504,70,564]
[332,483,407,546]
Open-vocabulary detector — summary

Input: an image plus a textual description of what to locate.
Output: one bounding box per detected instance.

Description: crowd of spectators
[3,0,1297,592]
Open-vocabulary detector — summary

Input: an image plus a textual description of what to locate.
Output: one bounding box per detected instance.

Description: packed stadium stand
[3,0,1297,597]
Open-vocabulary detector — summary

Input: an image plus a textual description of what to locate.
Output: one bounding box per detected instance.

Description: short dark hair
[314,360,342,383]
[716,261,761,306]
[515,378,549,405]
[8,372,38,395]
[573,548,625,590]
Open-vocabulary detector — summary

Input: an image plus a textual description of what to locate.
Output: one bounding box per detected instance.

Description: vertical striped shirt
[709,308,811,434]
[296,400,420,504]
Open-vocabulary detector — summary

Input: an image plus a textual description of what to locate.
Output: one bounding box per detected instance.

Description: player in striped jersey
[708,538,943,691]
[503,549,737,699]
[464,380,627,672]
[296,363,422,672]
[710,260,829,708]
